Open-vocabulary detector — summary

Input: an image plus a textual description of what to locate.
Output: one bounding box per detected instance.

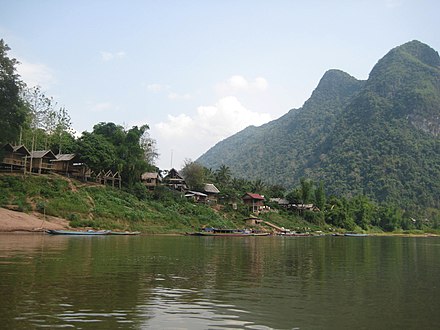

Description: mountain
[198,69,364,186]
[197,41,440,209]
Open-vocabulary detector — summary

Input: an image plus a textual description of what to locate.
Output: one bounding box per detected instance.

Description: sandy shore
[0,207,69,232]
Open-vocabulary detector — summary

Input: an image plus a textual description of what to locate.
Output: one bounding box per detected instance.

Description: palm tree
[216,165,232,185]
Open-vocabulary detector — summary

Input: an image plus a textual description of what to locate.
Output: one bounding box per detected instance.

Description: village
[1,142,321,234]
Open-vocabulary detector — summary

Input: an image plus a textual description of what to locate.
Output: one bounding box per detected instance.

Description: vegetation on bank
[1,173,439,235]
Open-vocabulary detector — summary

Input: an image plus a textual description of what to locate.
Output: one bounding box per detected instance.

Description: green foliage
[180,159,206,190]
[77,122,152,188]
[0,39,28,146]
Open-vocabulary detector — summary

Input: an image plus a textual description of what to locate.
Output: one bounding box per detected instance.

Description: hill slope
[198,69,364,187]
[198,40,440,209]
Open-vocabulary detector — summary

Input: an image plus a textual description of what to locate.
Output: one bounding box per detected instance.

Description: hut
[51,154,91,181]
[185,191,208,203]
[162,168,188,191]
[243,217,264,226]
[0,143,30,172]
[141,172,162,190]
[242,193,265,213]
[26,150,57,174]
[203,183,220,203]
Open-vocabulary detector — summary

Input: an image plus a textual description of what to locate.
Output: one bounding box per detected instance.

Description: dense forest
[198,40,440,214]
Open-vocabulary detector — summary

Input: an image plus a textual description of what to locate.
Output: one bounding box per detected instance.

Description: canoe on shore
[344,233,368,237]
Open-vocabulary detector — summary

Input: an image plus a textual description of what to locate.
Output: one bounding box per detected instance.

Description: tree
[215,165,232,186]
[76,132,117,172]
[21,86,73,152]
[140,126,159,166]
[181,159,206,191]
[300,178,314,204]
[0,39,28,146]
[314,181,326,210]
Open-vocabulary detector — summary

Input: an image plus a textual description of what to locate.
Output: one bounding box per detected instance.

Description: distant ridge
[197,40,440,209]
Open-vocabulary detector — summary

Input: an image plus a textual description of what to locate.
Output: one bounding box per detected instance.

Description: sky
[1,0,439,170]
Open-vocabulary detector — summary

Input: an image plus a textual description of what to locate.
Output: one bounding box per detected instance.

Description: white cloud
[17,60,56,88]
[216,75,268,94]
[254,77,268,91]
[153,96,271,169]
[100,51,126,61]
[228,75,249,90]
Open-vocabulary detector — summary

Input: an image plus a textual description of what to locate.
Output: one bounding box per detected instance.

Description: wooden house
[1,143,30,172]
[242,192,265,213]
[203,183,220,203]
[162,168,188,191]
[26,150,56,174]
[51,154,91,181]
[141,172,162,190]
[185,191,208,203]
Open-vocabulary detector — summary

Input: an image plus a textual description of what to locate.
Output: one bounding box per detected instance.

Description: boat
[108,231,141,235]
[344,233,368,237]
[187,228,270,237]
[46,229,111,235]
[277,231,312,237]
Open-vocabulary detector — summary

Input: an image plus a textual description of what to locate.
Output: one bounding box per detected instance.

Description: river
[0,233,439,329]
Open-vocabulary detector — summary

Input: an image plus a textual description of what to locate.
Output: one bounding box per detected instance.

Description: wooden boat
[187,228,270,237]
[46,229,111,235]
[108,231,141,235]
[278,232,312,237]
[344,233,368,237]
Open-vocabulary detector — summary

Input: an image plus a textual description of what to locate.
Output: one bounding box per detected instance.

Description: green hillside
[197,40,440,210]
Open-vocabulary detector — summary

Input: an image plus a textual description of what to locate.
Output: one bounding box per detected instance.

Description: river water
[0,233,439,329]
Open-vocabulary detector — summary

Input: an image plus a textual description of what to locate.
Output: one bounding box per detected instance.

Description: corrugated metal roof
[243,193,265,200]
[53,154,76,161]
[204,183,220,194]
[28,150,56,159]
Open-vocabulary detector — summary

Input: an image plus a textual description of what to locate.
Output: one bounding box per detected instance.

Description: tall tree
[0,39,28,146]
[181,159,206,191]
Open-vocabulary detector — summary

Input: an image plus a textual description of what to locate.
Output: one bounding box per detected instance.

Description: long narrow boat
[344,233,368,237]
[108,231,141,235]
[187,228,270,237]
[46,229,111,235]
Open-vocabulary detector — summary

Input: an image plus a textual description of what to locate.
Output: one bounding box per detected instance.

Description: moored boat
[344,233,368,237]
[46,229,111,235]
[187,228,270,237]
[108,231,141,235]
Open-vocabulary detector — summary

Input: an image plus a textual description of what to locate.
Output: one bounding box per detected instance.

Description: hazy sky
[1,0,439,169]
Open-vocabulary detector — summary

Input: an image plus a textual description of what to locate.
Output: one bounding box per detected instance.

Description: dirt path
[0,207,69,232]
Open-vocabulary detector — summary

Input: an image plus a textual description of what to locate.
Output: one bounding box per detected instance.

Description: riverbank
[0,207,69,232]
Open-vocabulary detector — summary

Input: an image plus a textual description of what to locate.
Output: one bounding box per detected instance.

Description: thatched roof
[141,172,161,180]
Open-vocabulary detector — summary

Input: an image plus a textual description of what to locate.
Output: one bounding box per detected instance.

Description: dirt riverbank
[0,207,69,232]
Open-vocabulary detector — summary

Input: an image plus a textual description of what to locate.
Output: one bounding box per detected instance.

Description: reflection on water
[0,234,439,329]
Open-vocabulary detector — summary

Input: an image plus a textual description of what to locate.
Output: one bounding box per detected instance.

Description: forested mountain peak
[197,41,440,210]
